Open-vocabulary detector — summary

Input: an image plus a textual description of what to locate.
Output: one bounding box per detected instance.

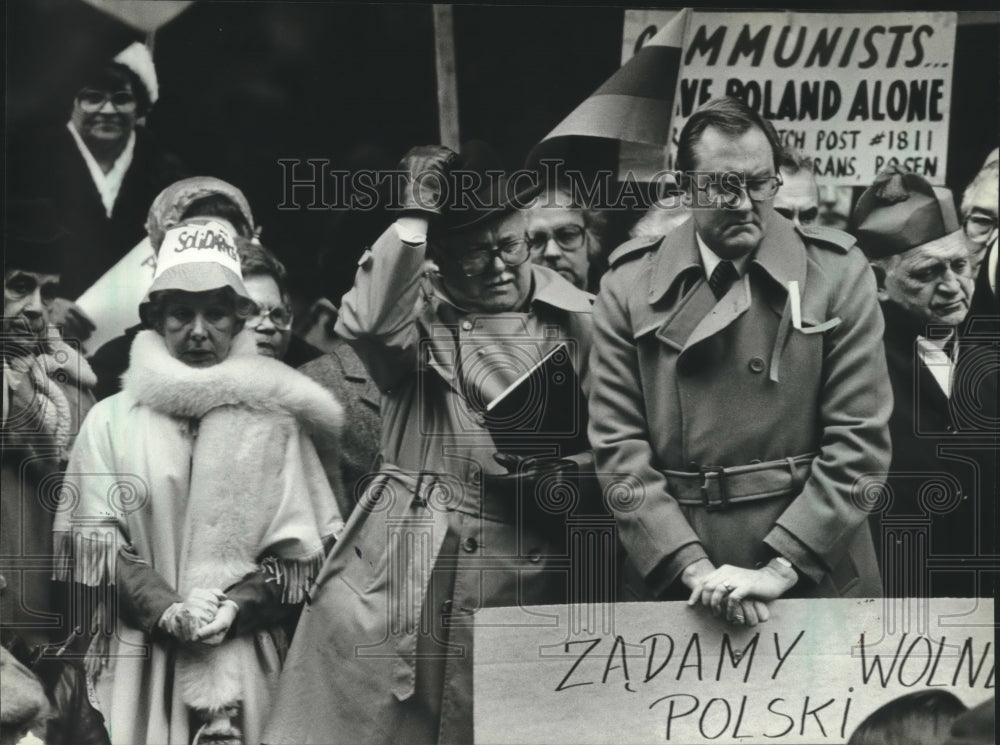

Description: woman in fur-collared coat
[53,219,344,745]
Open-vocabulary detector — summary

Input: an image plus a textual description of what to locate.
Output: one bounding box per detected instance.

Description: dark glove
[397,145,460,217]
[484,453,582,534]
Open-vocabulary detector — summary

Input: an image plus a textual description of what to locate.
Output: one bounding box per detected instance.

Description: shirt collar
[647,216,808,305]
[67,121,136,217]
[695,231,750,279]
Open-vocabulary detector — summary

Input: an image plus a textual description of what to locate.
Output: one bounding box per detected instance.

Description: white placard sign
[620,11,956,187]
[475,598,994,744]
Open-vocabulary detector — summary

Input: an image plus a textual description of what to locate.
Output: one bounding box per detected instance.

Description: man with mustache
[852,167,998,597]
[589,97,890,625]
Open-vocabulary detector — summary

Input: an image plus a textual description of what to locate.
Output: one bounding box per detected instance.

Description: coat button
[461,321,473,331]
[463,537,478,553]
[441,599,453,615]
[527,549,542,564]
[748,357,766,373]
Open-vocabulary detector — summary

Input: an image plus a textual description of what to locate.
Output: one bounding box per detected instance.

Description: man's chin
[931,308,969,327]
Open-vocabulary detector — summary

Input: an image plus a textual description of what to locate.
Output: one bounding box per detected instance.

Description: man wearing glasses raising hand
[589,97,891,627]
[266,146,608,745]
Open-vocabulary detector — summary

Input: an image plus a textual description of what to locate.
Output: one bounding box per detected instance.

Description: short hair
[847,690,967,745]
[144,286,251,330]
[676,97,783,176]
[181,195,254,240]
[76,63,152,117]
[532,183,609,259]
[236,237,289,296]
[778,148,815,175]
[960,159,999,219]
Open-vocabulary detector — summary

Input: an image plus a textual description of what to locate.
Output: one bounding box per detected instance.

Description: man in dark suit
[852,166,998,597]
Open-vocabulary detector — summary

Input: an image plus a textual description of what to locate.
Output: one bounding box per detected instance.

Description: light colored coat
[589,215,891,599]
[54,330,343,745]
[265,225,599,745]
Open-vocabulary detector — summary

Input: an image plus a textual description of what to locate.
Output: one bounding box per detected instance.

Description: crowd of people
[2,38,997,745]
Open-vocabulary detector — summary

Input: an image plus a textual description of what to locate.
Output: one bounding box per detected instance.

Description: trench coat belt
[663,453,817,512]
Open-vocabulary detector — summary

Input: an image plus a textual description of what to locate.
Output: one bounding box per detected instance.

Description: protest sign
[474,598,994,744]
[75,237,156,351]
[620,11,956,187]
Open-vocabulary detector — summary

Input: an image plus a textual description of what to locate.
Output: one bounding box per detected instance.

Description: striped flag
[529,8,689,166]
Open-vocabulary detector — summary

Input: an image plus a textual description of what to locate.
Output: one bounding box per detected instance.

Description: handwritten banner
[620,11,956,187]
[474,599,994,744]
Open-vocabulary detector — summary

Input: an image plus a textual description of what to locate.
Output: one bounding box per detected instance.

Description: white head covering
[113,42,158,106]
[139,219,250,324]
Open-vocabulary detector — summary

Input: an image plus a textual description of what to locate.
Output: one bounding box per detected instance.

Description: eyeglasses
[248,302,293,330]
[4,274,59,305]
[75,88,137,113]
[457,238,530,277]
[525,225,586,254]
[774,206,819,225]
[964,213,998,245]
[692,172,783,205]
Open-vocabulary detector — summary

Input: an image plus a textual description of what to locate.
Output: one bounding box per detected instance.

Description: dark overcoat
[876,301,998,597]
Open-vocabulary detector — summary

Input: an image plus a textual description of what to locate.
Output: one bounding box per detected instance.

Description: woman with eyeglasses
[234,236,323,367]
[265,147,611,745]
[8,42,187,303]
[55,219,344,745]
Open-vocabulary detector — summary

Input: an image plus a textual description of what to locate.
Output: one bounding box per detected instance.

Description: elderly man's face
[774,168,820,228]
[688,125,776,260]
[70,72,138,150]
[526,202,591,290]
[244,274,292,360]
[963,176,998,273]
[156,289,241,367]
[439,211,532,313]
[3,270,59,345]
[880,240,974,327]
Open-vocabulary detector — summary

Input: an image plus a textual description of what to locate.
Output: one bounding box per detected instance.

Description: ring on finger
[723,582,734,592]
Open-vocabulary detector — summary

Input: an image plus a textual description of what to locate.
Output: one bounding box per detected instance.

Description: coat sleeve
[334,224,429,392]
[114,547,182,634]
[764,250,893,583]
[588,270,709,593]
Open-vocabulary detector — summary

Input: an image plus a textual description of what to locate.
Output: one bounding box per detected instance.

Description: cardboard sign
[474,598,994,744]
[76,237,156,350]
[620,11,956,187]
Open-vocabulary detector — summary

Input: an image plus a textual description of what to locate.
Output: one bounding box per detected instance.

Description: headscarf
[146,176,255,253]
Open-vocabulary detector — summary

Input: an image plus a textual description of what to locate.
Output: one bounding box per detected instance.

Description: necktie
[708,260,738,300]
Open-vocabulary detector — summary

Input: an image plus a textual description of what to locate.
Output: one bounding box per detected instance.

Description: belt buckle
[699,466,729,512]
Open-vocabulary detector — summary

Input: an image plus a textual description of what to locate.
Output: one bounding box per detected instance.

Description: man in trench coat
[589,98,891,621]
[264,147,608,744]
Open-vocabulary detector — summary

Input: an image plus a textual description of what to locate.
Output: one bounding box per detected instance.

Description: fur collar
[123,329,343,440]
